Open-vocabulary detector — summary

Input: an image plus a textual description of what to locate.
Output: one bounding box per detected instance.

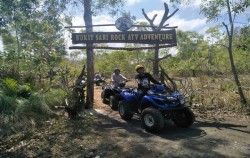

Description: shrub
[44,88,66,109]
[0,92,17,113]
[0,112,36,137]
[1,78,19,97]
[16,93,53,118]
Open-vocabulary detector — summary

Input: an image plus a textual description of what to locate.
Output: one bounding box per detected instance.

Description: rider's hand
[142,84,149,88]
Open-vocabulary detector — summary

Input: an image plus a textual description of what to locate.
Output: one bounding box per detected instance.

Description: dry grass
[177,75,250,115]
[103,75,250,113]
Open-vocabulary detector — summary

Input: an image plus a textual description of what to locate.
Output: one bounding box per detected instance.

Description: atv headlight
[147,90,155,95]
[166,96,175,100]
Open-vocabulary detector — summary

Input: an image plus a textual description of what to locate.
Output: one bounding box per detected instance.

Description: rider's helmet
[135,64,144,72]
[114,67,120,72]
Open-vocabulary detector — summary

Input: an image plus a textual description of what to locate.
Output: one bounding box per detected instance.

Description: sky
[68,0,249,33]
[0,0,249,52]
[62,0,249,53]
[69,0,208,33]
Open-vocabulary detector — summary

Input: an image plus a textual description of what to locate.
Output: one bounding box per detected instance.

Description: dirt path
[0,86,249,158]
[92,86,250,158]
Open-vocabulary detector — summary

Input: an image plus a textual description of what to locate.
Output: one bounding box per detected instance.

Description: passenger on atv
[101,68,129,110]
[111,67,129,87]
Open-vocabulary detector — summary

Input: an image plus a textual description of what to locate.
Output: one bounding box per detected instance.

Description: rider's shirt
[135,73,160,90]
[111,74,127,85]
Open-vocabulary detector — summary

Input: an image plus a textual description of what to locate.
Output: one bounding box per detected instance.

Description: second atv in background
[94,72,105,86]
[101,80,130,110]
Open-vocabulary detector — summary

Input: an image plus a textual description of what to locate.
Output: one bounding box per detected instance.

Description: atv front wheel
[172,107,195,128]
[101,91,108,104]
[96,81,100,86]
[141,108,165,132]
[118,101,133,120]
[110,95,119,110]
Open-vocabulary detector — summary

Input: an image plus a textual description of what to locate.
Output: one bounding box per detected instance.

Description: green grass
[44,89,66,110]
[0,89,64,137]
[1,78,19,97]
[0,92,17,113]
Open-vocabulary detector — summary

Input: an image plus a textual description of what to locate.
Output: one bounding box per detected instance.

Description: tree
[170,0,249,104]
[201,0,248,104]
[142,3,178,79]
[235,25,250,52]
[0,0,40,77]
[0,0,69,81]
[176,30,204,60]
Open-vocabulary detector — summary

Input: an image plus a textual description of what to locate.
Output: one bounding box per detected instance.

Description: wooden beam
[64,24,178,29]
[69,44,177,51]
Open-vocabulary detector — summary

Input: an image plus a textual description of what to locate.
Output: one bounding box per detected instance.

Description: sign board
[72,30,177,45]
[115,17,132,31]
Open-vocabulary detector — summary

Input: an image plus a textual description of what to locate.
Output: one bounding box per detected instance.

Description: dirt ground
[0,86,249,158]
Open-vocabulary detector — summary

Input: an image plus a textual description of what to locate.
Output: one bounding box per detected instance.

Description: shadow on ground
[0,108,249,158]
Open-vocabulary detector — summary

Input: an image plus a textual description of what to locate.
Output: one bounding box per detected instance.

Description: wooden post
[153,44,160,80]
[84,0,94,108]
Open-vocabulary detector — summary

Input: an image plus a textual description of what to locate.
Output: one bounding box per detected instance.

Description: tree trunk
[84,0,94,108]
[228,46,247,104]
[226,0,247,104]
[15,28,21,78]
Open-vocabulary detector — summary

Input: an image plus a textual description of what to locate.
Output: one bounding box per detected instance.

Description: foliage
[0,0,70,83]
[0,78,19,97]
[95,50,154,78]
[16,94,53,117]
[44,89,66,109]
[0,92,17,113]
[0,88,64,136]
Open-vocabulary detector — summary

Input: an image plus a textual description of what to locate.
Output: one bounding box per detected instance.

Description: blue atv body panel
[120,90,139,102]
[119,84,186,110]
[141,93,185,109]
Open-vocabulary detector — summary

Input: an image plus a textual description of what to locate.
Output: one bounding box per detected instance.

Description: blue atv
[118,84,195,132]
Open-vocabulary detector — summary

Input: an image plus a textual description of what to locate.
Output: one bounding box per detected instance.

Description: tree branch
[146,54,171,62]
[222,22,230,37]
[163,24,169,27]
[146,58,154,62]
[158,54,171,61]
[142,8,157,31]
[213,43,228,49]
[158,3,179,30]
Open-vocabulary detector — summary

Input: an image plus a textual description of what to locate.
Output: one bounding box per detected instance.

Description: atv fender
[139,99,152,113]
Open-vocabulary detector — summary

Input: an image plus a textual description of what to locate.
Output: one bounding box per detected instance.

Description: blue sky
[70,0,208,33]
[69,0,249,35]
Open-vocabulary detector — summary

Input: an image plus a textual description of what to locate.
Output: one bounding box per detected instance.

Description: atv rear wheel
[172,107,195,128]
[101,91,108,104]
[141,108,165,132]
[118,101,133,120]
[109,95,119,110]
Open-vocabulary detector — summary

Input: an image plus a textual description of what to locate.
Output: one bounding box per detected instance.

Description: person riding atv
[101,68,129,110]
[116,65,195,132]
[135,64,161,99]
[94,72,105,86]
[111,68,129,87]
